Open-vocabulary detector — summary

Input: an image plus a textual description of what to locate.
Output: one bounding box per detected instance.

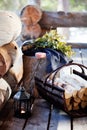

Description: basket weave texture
[35,63,87,117]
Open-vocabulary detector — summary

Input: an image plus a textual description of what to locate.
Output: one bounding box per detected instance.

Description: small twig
[47,104,53,130]
[22,117,29,130]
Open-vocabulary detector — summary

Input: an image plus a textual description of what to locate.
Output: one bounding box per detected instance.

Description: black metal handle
[73,69,87,80]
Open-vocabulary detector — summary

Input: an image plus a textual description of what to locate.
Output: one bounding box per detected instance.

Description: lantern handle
[17,77,24,88]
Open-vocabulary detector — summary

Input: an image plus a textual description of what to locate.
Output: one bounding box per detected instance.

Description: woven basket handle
[53,63,87,83]
[45,63,87,86]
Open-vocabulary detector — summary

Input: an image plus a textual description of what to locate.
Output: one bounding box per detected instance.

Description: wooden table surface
[0,46,87,130]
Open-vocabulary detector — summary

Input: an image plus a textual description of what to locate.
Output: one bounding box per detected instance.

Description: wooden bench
[0,43,87,130]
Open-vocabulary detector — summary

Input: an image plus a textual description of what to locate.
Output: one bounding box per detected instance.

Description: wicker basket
[35,63,87,117]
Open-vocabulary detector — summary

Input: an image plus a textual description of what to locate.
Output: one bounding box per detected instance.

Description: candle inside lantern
[35,52,46,59]
[13,87,32,118]
[21,110,25,114]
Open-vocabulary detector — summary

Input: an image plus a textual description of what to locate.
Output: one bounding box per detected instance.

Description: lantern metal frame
[13,86,34,118]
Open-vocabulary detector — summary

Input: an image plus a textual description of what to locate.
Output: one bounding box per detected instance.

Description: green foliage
[0,0,87,12]
[0,0,13,10]
[41,0,58,11]
[35,30,74,57]
[70,0,87,11]
[0,0,28,12]
[41,0,87,11]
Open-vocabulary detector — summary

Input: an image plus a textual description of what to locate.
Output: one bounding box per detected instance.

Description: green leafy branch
[35,30,74,57]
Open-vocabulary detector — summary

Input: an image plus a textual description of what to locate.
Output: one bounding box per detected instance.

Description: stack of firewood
[0,10,23,110]
[47,65,87,111]
[20,5,42,40]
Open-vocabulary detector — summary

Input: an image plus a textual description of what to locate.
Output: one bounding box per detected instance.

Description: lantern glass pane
[21,101,26,111]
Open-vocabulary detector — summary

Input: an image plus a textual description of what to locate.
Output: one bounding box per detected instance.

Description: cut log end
[21,5,42,25]
[0,48,11,77]
[0,78,12,111]
[21,23,42,40]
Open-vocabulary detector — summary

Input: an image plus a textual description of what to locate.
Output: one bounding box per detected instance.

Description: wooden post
[57,0,70,40]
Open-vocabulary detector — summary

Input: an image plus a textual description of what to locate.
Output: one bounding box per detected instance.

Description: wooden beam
[39,11,87,29]
[67,42,87,48]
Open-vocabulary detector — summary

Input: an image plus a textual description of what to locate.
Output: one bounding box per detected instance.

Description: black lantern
[13,86,34,118]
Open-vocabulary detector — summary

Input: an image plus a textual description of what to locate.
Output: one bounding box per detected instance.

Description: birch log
[3,47,23,91]
[0,78,11,111]
[0,47,11,77]
[0,41,18,77]
[0,10,22,46]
